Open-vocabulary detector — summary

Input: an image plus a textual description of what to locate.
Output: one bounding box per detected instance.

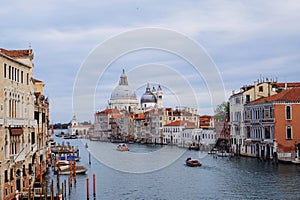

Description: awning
[10,128,23,136]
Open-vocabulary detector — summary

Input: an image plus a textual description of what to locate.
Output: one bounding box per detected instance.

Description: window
[9,66,11,79]
[26,73,29,85]
[23,165,26,177]
[21,71,23,83]
[265,126,270,139]
[4,63,6,78]
[17,69,19,82]
[34,111,39,122]
[42,113,46,123]
[286,126,292,140]
[31,132,35,145]
[259,86,263,92]
[246,126,250,138]
[4,170,8,182]
[10,168,14,180]
[286,105,291,120]
[246,95,250,103]
[12,67,14,81]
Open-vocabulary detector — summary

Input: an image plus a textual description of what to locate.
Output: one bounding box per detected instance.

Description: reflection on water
[47,135,300,200]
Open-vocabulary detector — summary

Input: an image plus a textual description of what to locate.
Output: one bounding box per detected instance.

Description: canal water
[48,133,300,200]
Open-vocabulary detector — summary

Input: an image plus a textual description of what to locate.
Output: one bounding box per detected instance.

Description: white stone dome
[111,85,137,100]
[108,70,138,112]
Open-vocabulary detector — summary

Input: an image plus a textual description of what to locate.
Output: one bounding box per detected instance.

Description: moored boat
[60,155,80,162]
[291,158,300,164]
[217,150,233,157]
[56,160,69,165]
[186,157,202,167]
[58,165,88,175]
[63,134,78,139]
[116,143,129,151]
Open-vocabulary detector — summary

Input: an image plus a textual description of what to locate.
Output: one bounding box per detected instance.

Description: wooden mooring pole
[86,177,90,200]
[89,152,91,165]
[93,174,96,198]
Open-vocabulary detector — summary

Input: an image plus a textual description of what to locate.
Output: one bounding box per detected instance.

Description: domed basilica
[108,70,163,112]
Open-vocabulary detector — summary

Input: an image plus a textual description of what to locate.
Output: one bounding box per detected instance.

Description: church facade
[108,69,138,112]
[92,70,211,146]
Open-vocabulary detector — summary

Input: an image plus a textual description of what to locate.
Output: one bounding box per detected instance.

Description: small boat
[63,135,78,139]
[217,150,233,157]
[60,155,80,162]
[186,157,202,167]
[116,143,129,151]
[56,160,69,165]
[58,165,88,175]
[55,132,64,137]
[188,145,200,151]
[291,158,300,165]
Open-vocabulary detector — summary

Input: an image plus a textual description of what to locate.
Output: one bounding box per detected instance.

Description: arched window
[286,105,291,120]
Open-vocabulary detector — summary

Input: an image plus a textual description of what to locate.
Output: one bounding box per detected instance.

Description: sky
[1,0,300,123]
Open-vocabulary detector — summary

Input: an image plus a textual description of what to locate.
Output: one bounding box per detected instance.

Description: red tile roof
[271,82,300,88]
[97,108,120,114]
[33,78,43,83]
[134,113,145,120]
[164,120,196,128]
[0,48,32,58]
[249,88,300,104]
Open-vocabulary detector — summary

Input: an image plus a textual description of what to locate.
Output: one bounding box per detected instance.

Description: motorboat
[58,165,88,175]
[56,160,69,166]
[60,155,80,162]
[186,157,202,167]
[217,150,233,157]
[116,143,129,151]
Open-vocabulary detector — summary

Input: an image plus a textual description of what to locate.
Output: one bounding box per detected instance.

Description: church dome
[110,69,137,100]
[111,85,137,100]
[141,83,157,104]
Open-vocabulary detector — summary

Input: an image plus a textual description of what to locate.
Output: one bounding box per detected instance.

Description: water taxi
[116,143,130,151]
[186,157,202,167]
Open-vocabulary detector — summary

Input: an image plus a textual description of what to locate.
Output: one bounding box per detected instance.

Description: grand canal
[47,133,300,200]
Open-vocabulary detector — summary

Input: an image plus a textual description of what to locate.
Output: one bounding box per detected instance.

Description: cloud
[1,0,300,122]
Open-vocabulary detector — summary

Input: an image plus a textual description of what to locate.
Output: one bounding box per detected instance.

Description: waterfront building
[163,120,197,145]
[162,107,199,126]
[0,48,49,200]
[229,79,300,155]
[94,70,206,146]
[244,87,300,160]
[108,70,138,112]
[163,120,216,149]
[140,83,163,110]
[133,112,146,141]
[33,78,50,184]
[94,108,126,141]
[68,114,93,137]
[145,108,164,144]
[199,115,214,129]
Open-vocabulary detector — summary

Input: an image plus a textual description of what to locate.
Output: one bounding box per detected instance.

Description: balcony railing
[4,118,35,127]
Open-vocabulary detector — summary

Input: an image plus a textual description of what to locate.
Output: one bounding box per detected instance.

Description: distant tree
[52,123,71,129]
[214,101,229,122]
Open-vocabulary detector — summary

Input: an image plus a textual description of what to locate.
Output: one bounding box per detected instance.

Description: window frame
[286,125,292,140]
[286,105,292,120]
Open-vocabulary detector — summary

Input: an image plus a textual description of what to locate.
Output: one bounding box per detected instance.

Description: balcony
[5,118,36,127]
[39,146,48,155]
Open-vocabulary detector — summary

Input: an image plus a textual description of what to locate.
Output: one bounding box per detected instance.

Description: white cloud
[1,0,300,122]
